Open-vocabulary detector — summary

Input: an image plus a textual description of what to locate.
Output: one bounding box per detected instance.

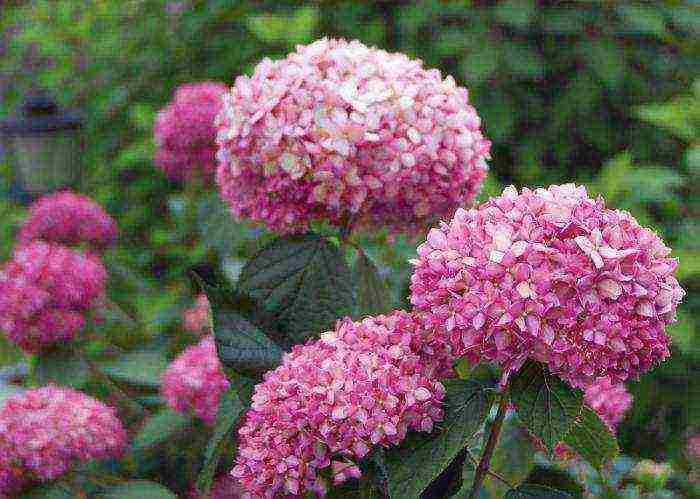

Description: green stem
[468,393,510,498]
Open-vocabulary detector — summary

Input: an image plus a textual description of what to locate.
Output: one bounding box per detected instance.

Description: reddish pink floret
[410,184,685,386]
[231,312,445,497]
[18,191,118,249]
[0,242,107,353]
[0,386,126,494]
[155,81,228,183]
[162,335,230,425]
[183,294,212,336]
[216,38,490,235]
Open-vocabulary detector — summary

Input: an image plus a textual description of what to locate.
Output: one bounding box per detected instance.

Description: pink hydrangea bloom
[582,377,632,432]
[0,242,107,353]
[0,386,126,493]
[410,184,685,386]
[216,38,490,235]
[184,294,212,335]
[18,191,118,249]
[688,434,700,462]
[231,312,445,497]
[155,81,228,182]
[162,335,230,425]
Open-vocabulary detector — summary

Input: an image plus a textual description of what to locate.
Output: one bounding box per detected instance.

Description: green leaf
[563,406,619,469]
[239,234,354,344]
[97,351,168,387]
[494,0,535,28]
[505,484,573,498]
[35,350,89,388]
[617,5,667,37]
[20,483,75,498]
[353,251,393,318]
[510,360,583,453]
[385,379,494,499]
[197,388,248,495]
[198,278,284,375]
[133,409,191,451]
[247,6,318,46]
[97,480,177,498]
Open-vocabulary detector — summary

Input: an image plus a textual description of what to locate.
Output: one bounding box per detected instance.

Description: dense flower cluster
[582,377,632,432]
[183,294,212,335]
[155,81,228,182]
[0,242,107,352]
[0,386,126,494]
[162,335,230,425]
[216,38,490,235]
[411,184,685,386]
[18,191,118,249]
[231,312,445,496]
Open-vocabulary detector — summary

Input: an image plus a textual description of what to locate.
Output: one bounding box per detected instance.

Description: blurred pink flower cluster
[410,184,684,386]
[18,190,118,249]
[0,241,107,352]
[216,38,490,235]
[183,294,212,335]
[231,312,445,496]
[162,335,230,425]
[582,376,633,432]
[155,81,228,183]
[0,386,126,495]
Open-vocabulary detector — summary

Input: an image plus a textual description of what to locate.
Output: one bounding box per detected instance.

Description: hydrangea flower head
[216,38,490,235]
[18,191,118,249]
[183,294,212,335]
[231,312,445,497]
[411,184,685,386]
[162,335,230,425]
[582,377,632,432]
[0,242,107,352]
[0,386,126,492]
[155,81,228,182]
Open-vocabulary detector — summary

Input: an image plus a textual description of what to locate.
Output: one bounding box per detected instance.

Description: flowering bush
[0,241,107,352]
[410,184,685,386]
[155,82,228,183]
[161,335,229,425]
[18,191,118,249]
[232,313,445,496]
[0,386,126,495]
[216,38,490,235]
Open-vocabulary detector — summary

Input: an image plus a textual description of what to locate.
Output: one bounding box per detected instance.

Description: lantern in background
[0,92,84,199]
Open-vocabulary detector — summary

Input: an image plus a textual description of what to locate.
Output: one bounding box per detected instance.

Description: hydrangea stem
[468,392,509,498]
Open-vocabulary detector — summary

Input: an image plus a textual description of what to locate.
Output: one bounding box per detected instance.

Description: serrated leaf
[563,406,619,469]
[353,251,393,318]
[35,349,89,388]
[505,484,573,498]
[196,388,248,495]
[198,277,284,375]
[133,409,191,451]
[510,361,583,453]
[97,351,168,387]
[97,480,176,498]
[385,379,494,499]
[239,234,354,344]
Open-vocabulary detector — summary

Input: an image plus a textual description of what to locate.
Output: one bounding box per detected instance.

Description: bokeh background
[0,0,698,492]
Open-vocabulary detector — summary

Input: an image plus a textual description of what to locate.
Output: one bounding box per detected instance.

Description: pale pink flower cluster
[18,191,118,249]
[162,335,230,425]
[231,312,445,497]
[183,294,212,335]
[155,82,228,182]
[582,377,632,432]
[0,386,126,494]
[216,38,490,235]
[411,184,685,386]
[0,242,107,352]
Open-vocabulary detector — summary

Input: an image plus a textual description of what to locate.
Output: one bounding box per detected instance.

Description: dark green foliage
[504,484,573,498]
[510,361,584,454]
[564,407,620,469]
[353,250,393,318]
[238,234,354,343]
[385,380,494,498]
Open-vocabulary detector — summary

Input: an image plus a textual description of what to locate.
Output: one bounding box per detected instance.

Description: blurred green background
[0,0,698,488]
